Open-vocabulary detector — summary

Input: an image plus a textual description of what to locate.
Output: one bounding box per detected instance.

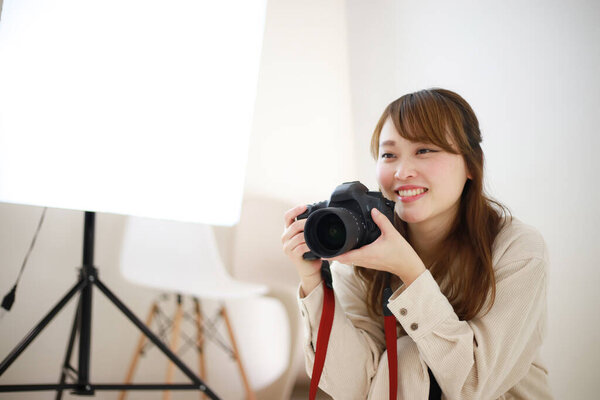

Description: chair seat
[122,270,268,300]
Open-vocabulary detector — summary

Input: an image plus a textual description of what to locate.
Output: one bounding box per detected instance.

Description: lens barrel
[304,207,364,258]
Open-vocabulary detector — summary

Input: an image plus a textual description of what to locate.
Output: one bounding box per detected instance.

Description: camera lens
[316,214,346,251]
[304,207,363,258]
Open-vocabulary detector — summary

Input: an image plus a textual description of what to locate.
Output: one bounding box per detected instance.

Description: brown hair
[357,88,510,323]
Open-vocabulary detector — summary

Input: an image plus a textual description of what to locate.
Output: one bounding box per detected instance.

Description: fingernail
[372,208,380,216]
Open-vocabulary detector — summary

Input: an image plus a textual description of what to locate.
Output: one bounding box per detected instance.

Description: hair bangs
[371,89,469,159]
[392,91,462,154]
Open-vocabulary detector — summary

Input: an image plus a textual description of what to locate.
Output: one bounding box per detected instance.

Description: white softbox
[0,0,266,225]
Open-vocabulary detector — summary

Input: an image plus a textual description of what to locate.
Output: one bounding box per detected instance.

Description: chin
[396,211,425,224]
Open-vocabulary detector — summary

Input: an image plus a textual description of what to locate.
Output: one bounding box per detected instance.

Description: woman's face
[376,118,470,230]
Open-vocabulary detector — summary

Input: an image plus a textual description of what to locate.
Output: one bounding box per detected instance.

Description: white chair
[119,215,270,400]
[231,196,307,399]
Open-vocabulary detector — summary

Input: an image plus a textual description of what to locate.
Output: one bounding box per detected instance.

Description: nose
[394,159,417,180]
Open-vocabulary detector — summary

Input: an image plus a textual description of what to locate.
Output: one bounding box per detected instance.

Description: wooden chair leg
[194,299,207,400]
[119,301,159,400]
[221,304,256,400]
[163,295,184,400]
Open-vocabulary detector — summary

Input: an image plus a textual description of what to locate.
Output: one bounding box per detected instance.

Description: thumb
[371,208,394,235]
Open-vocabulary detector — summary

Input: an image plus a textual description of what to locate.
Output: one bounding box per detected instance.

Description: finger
[284,204,308,229]
[291,242,312,259]
[326,247,362,266]
[281,218,307,244]
[285,232,307,256]
[371,208,394,235]
[294,246,322,270]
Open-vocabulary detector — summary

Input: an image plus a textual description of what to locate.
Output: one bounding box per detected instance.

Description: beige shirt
[298,218,553,399]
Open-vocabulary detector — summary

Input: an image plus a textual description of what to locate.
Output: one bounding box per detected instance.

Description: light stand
[0,211,220,399]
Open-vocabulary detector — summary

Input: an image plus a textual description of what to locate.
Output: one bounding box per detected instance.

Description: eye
[380,152,396,159]
[416,148,437,155]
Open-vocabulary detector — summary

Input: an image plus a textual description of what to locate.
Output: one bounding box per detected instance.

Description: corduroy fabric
[297,218,553,399]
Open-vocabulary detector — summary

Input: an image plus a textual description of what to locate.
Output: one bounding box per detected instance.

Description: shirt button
[301,310,305,317]
[400,308,407,316]
[410,323,419,331]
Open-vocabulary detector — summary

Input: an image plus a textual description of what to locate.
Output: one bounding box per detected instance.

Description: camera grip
[302,251,320,261]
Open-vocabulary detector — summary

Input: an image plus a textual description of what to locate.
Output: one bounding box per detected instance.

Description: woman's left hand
[325,208,427,286]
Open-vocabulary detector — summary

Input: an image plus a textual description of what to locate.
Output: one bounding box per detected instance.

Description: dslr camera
[297,181,395,260]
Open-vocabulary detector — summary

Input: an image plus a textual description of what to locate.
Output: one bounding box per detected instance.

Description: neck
[407,211,457,266]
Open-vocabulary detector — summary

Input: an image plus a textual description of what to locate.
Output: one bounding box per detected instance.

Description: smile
[396,188,427,197]
[395,188,428,202]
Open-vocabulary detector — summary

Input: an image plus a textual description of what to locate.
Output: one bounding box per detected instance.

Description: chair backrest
[120,216,265,299]
[231,195,307,396]
[232,195,300,289]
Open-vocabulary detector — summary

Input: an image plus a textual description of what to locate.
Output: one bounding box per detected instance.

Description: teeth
[397,188,427,197]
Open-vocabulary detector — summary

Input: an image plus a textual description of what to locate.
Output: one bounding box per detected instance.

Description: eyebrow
[379,140,396,147]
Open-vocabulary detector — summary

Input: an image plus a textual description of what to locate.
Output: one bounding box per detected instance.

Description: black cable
[1,207,48,319]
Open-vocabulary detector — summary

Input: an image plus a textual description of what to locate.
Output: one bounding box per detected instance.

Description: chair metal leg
[94,281,218,398]
[119,301,159,400]
[116,295,255,400]
[163,295,184,400]
[220,304,256,400]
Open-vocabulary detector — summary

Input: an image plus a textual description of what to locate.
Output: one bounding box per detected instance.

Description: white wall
[345,1,600,398]
[244,0,357,204]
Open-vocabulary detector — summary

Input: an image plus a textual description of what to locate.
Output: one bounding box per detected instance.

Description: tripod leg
[163,295,184,400]
[56,298,82,400]
[118,301,159,400]
[194,299,207,400]
[0,278,86,376]
[221,304,256,400]
[93,278,220,400]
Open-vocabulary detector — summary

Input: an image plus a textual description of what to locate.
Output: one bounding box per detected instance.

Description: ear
[466,152,482,180]
[464,162,473,180]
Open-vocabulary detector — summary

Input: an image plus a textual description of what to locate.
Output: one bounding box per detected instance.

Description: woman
[282,88,552,399]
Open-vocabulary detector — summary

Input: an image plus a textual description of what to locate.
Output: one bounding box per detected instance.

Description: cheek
[376,163,393,187]
[435,160,468,195]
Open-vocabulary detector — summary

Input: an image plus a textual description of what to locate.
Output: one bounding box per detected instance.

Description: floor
[289,383,333,400]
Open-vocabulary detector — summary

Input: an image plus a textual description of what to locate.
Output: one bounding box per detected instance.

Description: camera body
[297,181,395,260]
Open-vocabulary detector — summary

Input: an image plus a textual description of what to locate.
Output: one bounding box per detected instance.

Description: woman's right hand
[282,204,323,297]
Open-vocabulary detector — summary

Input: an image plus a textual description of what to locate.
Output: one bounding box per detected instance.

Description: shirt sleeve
[386,246,549,399]
[297,262,386,399]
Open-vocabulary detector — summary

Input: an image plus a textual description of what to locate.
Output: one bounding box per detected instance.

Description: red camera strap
[382,286,398,400]
[309,281,335,400]
[384,314,398,400]
[309,282,398,400]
